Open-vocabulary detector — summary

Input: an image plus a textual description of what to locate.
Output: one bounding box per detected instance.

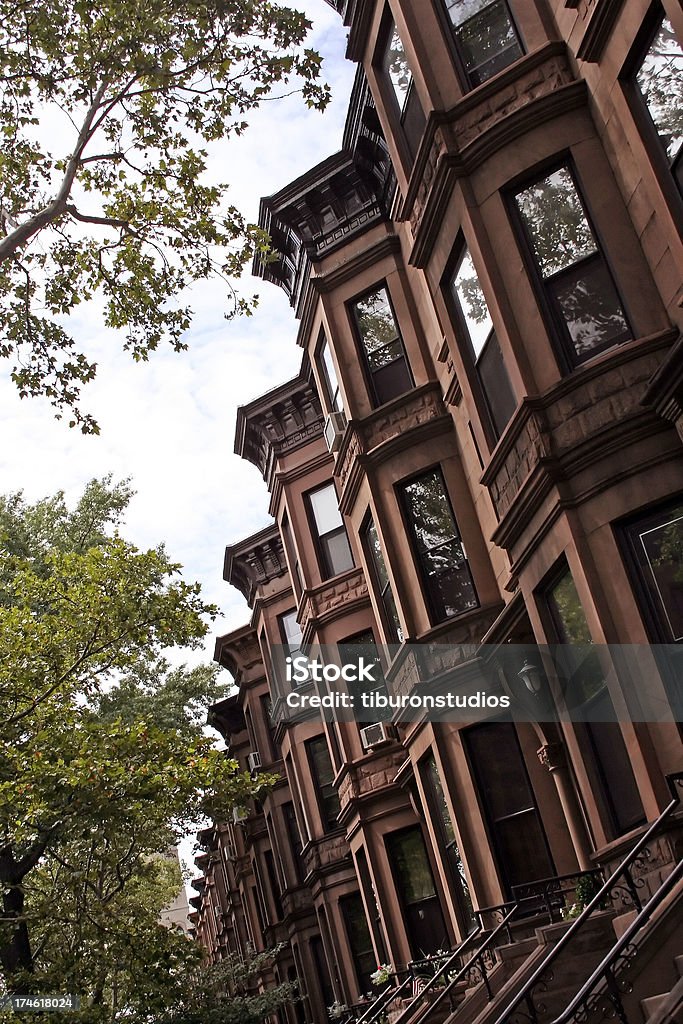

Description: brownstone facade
[190,2,683,1022]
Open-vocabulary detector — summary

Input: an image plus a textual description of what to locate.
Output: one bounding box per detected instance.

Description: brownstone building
[190,2,683,1022]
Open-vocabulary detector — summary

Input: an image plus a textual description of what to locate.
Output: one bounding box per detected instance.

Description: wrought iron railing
[552,856,683,1024]
[351,929,482,1024]
[393,907,518,1024]
[492,771,683,1024]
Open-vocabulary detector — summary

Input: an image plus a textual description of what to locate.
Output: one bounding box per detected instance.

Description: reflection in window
[306,735,341,833]
[307,482,354,580]
[450,246,516,437]
[400,468,478,624]
[422,753,476,933]
[385,827,448,957]
[443,0,523,88]
[319,332,343,413]
[381,19,426,159]
[340,629,390,723]
[544,565,644,835]
[339,893,376,995]
[514,166,631,366]
[352,286,413,406]
[634,16,683,194]
[362,516,403,644]
[625,502,683,642]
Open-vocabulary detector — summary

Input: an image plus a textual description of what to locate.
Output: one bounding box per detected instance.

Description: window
[449,245,517,438]
[442,0,523,88]
[283,802,304,885]
[513,164,631,367]
[544,565,645,835]
[421,753,476,934]
[385,827,448,957]
[361,515,403,644]
[380,17,426,160]
[339,629,389,722]
[632,12,682,195]
[339,893,376,995]
[400,468,478,624]
[351,285,413,407]
[307,482,354,580]
[465,722,554,895]
[622,500,683,641]
[621,499,683,720]
[282,513,304,598]
[306,735,341,833]
[318,331,343,413]
[279,609,303,656]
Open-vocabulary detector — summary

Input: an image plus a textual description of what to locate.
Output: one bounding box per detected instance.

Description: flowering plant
[370,963,393,986]
[327,1001,348,1020]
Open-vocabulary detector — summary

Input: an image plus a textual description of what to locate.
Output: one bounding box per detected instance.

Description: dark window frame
[539,559,646,837]
[375,8,426,165]
[306,734,342,834]
[316,328,344,414]
[348,280,414,408]
[361,511,403,645]
[444,237,517,445]
[622,5,683,213]
[463,721,555,898]
[398,464,479,626]
[305,480,355,582]
[507,156,633,374]
[436,0,525,93]
[339,892,376,996]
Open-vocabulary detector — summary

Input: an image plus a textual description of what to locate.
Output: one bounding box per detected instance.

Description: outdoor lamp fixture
[518,659,543,696]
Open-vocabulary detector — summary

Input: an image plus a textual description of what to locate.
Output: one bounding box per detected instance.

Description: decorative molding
[576,0,626,63]
[298,567,370,643]
[223,524,288,606]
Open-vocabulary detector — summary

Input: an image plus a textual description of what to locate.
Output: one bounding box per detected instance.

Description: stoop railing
[492,771,683,1024]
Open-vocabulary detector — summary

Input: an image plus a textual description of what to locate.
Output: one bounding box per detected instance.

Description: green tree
[0,0,330,432]
[0,478,275,1004]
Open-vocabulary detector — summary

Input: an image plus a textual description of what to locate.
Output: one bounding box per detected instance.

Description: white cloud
[0,3,355,671]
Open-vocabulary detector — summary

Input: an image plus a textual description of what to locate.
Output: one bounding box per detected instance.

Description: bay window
[400,467,478,624]
[513,164,631,368]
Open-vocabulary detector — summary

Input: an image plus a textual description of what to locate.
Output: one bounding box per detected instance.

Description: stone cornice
[223,524,288,607]
[234,369,325,490]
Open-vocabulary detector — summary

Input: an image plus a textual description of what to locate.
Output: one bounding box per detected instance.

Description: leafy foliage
[0,478,278,1019]
[0,0,330,432]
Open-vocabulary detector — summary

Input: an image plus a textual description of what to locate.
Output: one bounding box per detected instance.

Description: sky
[0,2,356,668]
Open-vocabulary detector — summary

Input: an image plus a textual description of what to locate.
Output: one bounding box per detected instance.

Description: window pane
[371,357,413,405]
[450,0,523,86]
[423,543,479,619]
[478,332,517,435]
[308,736,340,831]
[549,256,630,360]
[365,336,404,371]
[280,610,303,652]
[451,248,493,358]
[322,527,355,577]
[385,829,436,904]
[309,483,343,535]
[638,508,683,641]
[320,337,343,412]
[636,18,683,165]
[354,287,400,357]
[383,23,413,108]
[515,167,597,277]
[403,471,459,552]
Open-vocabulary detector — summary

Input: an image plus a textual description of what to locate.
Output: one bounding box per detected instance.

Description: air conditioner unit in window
[247,751,262,774]
[324,411,347,453]
[359,722,396,750]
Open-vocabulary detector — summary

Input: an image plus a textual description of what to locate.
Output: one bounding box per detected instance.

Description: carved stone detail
[538,742,567,771]
[488,410,552,518]
[363,387,445,450]
[299,569,368,634]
